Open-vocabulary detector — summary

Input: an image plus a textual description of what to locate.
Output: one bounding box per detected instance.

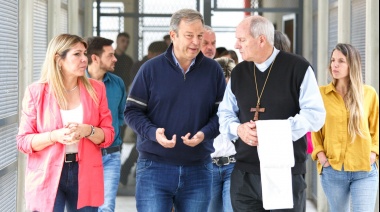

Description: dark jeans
[230,168,306,212]
[120,143,138,185]
[53,162,98,212]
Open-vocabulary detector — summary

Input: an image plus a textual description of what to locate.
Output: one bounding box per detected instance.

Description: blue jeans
[208,163,234,212]
[99,151,121,212]
[321,163,379,212]
[135,158,213,212]
[54,162,98,212]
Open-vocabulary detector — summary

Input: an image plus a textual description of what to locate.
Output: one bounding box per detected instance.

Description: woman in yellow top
[312,43,379,212]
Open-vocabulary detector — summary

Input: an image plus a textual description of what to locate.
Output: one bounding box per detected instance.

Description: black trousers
[230,168,306,212]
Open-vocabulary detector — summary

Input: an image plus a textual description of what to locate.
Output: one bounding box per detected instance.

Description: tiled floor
[115,196,317,212]
[116,196,137,212]
[116,143,318,212]
[116,143,137,212]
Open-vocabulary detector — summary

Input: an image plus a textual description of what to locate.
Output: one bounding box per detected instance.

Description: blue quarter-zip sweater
[124,44,226,166]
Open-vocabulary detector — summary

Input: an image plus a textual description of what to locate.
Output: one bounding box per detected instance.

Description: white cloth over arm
[256,120,294,210]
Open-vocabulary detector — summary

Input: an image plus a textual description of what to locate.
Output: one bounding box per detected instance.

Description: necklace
[250,57,276,121]
[65,85,78,93]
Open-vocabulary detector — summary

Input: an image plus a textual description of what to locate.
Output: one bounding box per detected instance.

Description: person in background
[312,43,379,212]
[201,25,216,59]
[17,34,114,212]
[114,32,134,89]
[119,40,167,188]
[215,46,227,59]
[201,26,236,212]
[86,36,127,212]
[219,49,239,65]
[209,57,236,212]
[200,26,235,212]
[113,32,133,162]
[217,15,325,211]
[163,34,171,47]
[274,30,291,53]
[124,9,226,211]
[129,41,168,81]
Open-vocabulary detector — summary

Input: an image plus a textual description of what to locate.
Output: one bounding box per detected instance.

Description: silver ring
[249,140,253,145]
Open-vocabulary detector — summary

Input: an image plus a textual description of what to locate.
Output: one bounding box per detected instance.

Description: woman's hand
[317,151,330,167]
[52,122,86,145]
[370,152,377,165]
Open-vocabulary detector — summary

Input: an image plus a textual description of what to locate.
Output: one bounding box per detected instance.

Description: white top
[60,103,83,153]
[210,134,236,158]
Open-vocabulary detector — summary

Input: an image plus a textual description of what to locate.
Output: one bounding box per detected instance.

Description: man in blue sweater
[86,36,127,211]
[124,8,226,211]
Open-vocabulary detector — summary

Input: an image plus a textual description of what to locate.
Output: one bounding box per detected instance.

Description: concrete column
[83,0,94,38]
[365,0,379,93]
[303,0,313,63]
[68,0,79,35]
[303,0,314,202]
[366,2,379,210]
[316,1,329,210]
[337,0,351,43]
[123,0,136,61]
[317,1,329,86]
[17,0,34,211]
[48,0,61,41]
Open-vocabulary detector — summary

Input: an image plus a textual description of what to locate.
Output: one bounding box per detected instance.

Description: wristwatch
[86,125,95,137]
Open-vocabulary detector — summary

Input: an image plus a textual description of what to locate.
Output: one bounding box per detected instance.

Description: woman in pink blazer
[17,34,114,212]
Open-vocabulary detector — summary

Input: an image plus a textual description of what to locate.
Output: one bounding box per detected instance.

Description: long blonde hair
[329,43,364,141]
[39,34,98,109]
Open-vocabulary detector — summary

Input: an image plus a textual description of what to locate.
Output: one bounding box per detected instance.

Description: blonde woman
[312,43,379,212]
[17,34,114,212]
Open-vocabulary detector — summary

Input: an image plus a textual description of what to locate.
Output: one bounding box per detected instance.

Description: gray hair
[274,30,291,52]
[249,16,275,46]
[204,25,214,32]
[170,9,204,33]
[215,57,236,79]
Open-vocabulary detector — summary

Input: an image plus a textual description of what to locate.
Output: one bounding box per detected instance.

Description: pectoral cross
[250,103,265,121]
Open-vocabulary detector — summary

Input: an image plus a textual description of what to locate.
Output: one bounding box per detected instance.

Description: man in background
[86,36,127,211]
[119,40,168,188]
[163,34,171,46]
[114,32,134,89]
[201,25,216,59]
[129,41,168,80]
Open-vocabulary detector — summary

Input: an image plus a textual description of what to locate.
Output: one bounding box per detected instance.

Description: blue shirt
[171,49,195,74]
[217,48,326,141]
[87,71,127,147]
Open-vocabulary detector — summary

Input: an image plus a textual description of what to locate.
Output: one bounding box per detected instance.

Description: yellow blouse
[311,83,379,174]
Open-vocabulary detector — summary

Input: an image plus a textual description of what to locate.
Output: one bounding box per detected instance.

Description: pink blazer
[17,79,114,212]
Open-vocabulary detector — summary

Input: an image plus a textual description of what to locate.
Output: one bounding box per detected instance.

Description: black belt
[212,155,236,166]
[101,145,121,156]
[65,153,78,163]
